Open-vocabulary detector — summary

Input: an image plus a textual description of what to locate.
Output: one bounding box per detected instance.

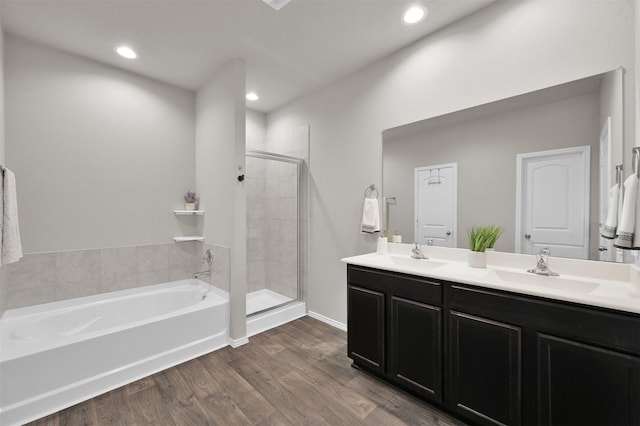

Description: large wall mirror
[382,69,624,262]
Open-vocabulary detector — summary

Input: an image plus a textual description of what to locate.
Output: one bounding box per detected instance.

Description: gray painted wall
[195,59,247,341]
[383,91,600,257]
[5,35,196,253]
[266,0,636,326]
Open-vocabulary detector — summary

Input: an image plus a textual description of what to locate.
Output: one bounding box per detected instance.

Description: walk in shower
[245,150,303,317]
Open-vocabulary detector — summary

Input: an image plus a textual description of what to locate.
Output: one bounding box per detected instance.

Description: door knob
[598,246,608,252]
[446,231,451,236]
[524,234,531,239]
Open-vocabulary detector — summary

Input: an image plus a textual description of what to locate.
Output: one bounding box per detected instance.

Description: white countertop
[342,246,640,315]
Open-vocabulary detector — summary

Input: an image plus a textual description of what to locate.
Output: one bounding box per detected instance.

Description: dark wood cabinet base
[347,264,640,426]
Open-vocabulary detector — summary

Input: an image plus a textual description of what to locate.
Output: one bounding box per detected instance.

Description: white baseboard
[227,336,249,348]
[307,310,347,331]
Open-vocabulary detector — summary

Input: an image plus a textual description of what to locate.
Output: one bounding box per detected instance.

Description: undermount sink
[491,270,599,294]
[387,255,446,269]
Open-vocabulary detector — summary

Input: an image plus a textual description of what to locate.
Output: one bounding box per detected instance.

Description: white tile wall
[247,124,309,302]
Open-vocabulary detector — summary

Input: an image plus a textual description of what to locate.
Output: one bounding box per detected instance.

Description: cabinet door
[347,285,385,373]
[538,334,640,425]
[449,311,521,426]
[390,296,442,402]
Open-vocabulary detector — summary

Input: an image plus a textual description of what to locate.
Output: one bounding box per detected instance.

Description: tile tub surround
[2,241,231,310]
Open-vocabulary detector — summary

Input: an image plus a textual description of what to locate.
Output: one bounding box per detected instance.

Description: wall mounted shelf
[173,209,204,242]
[173,236,205,242]
[173,210,205,215]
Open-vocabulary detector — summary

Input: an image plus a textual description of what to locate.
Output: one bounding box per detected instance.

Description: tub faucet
[527,247,559,276]
[411,242,428,259]
[193,249,213,280]
[194,270,211,280]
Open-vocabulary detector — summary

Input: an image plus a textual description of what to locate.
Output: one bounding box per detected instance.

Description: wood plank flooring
[28,316,465,426]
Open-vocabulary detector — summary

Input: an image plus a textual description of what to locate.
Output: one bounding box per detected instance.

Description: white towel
[361,198,381,233]
[618,180,624,230]
[632,184,640,249]
[1,168,23,265]
[600,184,619,239]
[614,174,638,249]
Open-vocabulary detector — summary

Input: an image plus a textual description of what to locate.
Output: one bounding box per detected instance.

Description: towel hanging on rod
[362,184,380,233]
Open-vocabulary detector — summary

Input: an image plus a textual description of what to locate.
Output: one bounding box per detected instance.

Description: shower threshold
[246,289,293,316]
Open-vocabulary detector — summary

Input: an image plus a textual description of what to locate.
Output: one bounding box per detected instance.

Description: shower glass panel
[245,150,301,316]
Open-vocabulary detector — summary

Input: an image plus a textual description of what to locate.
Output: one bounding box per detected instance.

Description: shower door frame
[245,149,304,317]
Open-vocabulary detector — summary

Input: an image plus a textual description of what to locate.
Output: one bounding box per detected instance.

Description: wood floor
[28,316,465,426]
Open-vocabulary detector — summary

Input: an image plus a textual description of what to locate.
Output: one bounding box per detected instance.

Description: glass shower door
[245,150,301,316]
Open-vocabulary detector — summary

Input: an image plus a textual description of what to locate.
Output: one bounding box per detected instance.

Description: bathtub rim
[1,278,225,320]
[0,279,229,362]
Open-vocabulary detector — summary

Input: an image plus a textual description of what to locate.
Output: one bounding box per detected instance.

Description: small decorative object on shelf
[184,190,199,210]
[467,225,503,268]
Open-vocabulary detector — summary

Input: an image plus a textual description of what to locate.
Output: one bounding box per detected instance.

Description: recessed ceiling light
[402,5,427,25]
[115,46,138,59]
[246,92,259,101]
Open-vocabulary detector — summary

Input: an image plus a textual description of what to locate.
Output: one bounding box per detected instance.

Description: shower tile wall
[247,157,298,299]
[197,243,231,293]
[246,124,309,301]
[266,159,298,299]
[2,241,231,310]
[247,156,267,294]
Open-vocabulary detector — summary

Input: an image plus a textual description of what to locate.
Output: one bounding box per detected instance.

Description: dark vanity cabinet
[347,284,385,374]
[347,266,443,403]
[449,283,640,425]
[346,264,640,426]
[448,310,521,425]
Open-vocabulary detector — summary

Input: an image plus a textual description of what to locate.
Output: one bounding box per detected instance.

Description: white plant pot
[185,202,196,211]
[468,250,487,268]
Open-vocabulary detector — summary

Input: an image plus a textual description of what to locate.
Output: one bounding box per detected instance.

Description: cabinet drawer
[449,284,640,354]
[347,265,441,305]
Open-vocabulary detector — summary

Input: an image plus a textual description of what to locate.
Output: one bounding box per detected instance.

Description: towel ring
[364,184,378,199]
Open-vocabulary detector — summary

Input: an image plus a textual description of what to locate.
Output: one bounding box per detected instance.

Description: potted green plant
[184,190,199,210]
[467,225,503,268]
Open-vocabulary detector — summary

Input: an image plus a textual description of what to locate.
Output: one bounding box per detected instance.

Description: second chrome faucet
[527,247,559,276]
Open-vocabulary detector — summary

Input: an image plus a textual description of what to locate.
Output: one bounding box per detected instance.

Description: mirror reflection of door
[414,163,457,247]
[598,117,614,261]
[516,146,590,259]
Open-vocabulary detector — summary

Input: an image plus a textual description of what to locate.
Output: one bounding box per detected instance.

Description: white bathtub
[0,279,229,426]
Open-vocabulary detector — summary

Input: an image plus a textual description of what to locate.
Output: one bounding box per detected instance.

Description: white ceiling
[1,0,495,113]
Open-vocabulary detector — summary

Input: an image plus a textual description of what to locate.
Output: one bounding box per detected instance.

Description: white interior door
[599,117,614,261]
[415,163,457,247]
[516,146,590,259]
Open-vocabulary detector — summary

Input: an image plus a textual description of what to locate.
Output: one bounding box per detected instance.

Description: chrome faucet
[527,247,559,276]
[411,242,428,259]
[194,249,213,280]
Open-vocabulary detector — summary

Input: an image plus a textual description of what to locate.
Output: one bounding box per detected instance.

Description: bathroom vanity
[343,247,640,426]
